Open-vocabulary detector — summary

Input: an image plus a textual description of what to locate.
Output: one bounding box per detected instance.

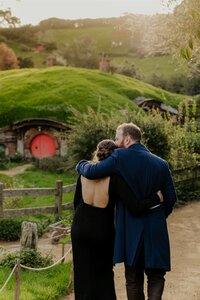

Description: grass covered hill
[0,66,185,127]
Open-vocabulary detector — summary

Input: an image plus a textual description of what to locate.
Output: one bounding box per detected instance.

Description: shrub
[33,155,68,173]
[164,99,200,169]
[175,181,200,205]
[0,218,22,241]
[0,217,53,241]
[66,105,171,169]
[140,114,170,160]
[0,42,18,70]
[115,62,142,80]
[0,149,10,167]
[18,56,34,68]
[0,248,53,268]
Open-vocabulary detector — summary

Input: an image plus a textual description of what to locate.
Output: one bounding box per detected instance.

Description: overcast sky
[0,0,181,25]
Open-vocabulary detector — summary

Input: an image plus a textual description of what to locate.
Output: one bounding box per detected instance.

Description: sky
[0,0,181,26]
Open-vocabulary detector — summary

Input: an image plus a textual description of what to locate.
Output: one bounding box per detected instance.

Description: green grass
[0,66,185,127]
[0,166,77,208]
[15,166,76,187]
[42,26,130,52]
[0,262,72,300]
[113,55,189,81]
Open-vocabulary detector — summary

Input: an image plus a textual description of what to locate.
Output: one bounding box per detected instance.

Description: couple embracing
[71,123,177,300]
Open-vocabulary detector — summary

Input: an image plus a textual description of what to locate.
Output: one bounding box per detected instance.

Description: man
[76,123,177,300]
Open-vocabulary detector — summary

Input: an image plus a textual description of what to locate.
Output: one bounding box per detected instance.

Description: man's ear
[124,135,131,146]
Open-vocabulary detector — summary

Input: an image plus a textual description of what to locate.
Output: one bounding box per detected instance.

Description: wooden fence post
[55,180,63,217]
[14,261,20,300]
[0,182,4,218]
[20,221,38,250]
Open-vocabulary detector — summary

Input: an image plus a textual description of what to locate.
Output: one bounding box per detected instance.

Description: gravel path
[63,201,200,300]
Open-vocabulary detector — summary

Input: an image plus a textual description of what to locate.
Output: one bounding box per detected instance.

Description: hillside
[0,66,185,127]
[1,15,189,80]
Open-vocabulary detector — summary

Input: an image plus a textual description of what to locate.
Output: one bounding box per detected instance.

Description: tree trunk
[20,221,38,250]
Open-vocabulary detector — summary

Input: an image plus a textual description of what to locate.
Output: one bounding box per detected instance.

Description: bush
[0,218,22,241]
[140,114,170,160]
[0,217,53,241]
[33,155,68,173]
[175,181,200,205]
[66,105,116,169]
[115,62,142,80]
[0,42,18,70]
[66,105,171,169]
[18,56,34,68]
[0,248,53,268]
[0,149,10,167]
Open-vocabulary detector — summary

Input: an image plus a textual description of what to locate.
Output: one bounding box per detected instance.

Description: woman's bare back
[81,175,110,208]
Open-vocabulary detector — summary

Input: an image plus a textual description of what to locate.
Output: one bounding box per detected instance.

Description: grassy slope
[0,66,185,127]
[7,25,189,78]
[113,55,189,81]
[41,26,130,52]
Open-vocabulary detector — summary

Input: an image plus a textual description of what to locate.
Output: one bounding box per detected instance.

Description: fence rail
[0,166,199,219]
[172,166,200,183]
[0,180,76,219]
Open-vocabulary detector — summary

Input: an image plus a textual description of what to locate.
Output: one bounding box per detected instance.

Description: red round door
[30,134,56,158]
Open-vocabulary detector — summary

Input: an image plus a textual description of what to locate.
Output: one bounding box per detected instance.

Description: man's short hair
[117,123,142,142]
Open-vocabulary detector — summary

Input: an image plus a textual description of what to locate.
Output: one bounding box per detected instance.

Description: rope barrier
[0,230,72,295]
[41,231,70,241]
[20,246,72,271]
[0,264,17,294]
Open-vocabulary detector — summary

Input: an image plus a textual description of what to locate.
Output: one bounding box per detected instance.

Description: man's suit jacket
[76,144,177,271]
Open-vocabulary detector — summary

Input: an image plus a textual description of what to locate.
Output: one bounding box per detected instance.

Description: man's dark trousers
[125,243,166,300]
[125,265,166,300]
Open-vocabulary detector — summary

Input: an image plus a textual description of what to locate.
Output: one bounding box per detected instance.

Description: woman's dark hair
[92,139,117,162]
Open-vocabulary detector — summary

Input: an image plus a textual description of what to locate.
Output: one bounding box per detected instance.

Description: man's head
[115,123,142,148]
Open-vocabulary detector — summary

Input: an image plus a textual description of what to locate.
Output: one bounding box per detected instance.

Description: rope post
[0,182,4,218]
[61,243,65,264]
[14,261,20,300]
[55,180,63,218]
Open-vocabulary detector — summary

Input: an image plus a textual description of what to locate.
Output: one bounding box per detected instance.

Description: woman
[71,139,161,300]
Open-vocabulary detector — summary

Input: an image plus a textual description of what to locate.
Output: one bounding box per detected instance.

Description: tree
[59,37,99,69]
[17,56,34,68]
[165,0,200,73]
[0,42,18,70]
[0,8,20,27]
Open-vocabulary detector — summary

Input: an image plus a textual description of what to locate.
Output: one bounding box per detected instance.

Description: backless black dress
[71,175,160,300]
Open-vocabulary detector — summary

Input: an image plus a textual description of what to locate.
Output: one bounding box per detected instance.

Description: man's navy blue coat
[76,144,177,271]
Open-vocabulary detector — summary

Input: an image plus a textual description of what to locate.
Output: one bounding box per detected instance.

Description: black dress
[71,175,160,300]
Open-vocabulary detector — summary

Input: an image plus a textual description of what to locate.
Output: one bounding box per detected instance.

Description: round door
[30,134,56,158]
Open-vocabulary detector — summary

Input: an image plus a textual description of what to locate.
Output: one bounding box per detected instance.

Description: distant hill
[0,66,185,127]
[0,15,188,82]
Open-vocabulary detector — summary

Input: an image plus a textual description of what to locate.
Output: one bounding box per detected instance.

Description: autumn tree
[0,42,18,70]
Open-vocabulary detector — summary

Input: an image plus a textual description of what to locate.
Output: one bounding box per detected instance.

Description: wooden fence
[172,166,200,184]
[0,166,199,219]
[0,180,76,219]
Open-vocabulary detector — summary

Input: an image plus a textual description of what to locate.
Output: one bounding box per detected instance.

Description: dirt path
[1,201,199,299]
[0,164,32,176]
[64,201,200,300]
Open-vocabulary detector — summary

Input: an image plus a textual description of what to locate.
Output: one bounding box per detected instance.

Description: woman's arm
[111,175,161,215]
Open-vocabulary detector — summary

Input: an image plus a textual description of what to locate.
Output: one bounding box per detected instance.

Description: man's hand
[157,190,164,202]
